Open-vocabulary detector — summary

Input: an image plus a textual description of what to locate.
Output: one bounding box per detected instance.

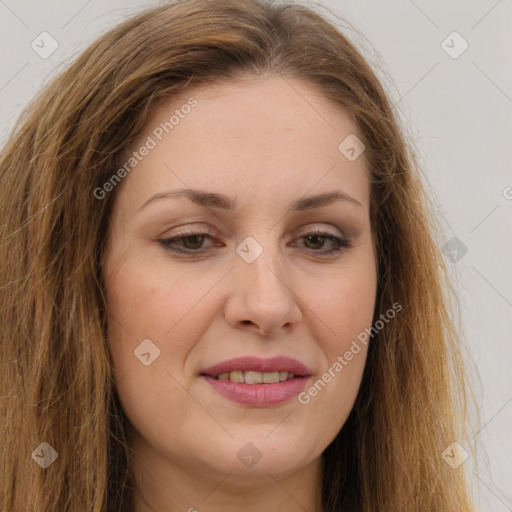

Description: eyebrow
[136,187,363,213]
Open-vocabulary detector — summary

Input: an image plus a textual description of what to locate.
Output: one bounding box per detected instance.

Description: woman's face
[102,74,377,484]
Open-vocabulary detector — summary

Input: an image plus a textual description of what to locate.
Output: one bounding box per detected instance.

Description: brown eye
[303,233,327,250]
[159,232,215,254]
[158,229,350,257]
[294,230,351,256]
[181,234,206,250]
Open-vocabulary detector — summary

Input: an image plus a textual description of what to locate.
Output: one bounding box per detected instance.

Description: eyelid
[295,223,345,238]
[162,222,345,241]
[162,223,216,237]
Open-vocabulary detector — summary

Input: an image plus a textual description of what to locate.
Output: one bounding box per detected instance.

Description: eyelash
[158,229,351,257]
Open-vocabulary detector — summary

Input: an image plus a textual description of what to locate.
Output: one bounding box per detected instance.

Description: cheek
[297,258,376,426]
[105,252,203,337]
[103,252,224,381]
[103,257,211,433]
[309,259,377,354]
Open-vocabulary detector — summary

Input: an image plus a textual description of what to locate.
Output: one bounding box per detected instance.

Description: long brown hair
[0,0,476,510]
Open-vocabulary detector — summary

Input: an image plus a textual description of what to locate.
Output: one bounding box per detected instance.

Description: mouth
[200,356,312,406]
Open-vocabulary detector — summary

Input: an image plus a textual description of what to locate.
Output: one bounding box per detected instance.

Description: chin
[193,433,316,477]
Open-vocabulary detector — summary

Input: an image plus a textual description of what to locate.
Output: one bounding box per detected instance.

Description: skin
[102,73,377,512]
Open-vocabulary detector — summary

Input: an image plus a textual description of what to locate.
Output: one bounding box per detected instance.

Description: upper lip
[201,356,312,377]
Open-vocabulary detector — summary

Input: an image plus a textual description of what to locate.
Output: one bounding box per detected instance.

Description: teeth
[230,371,244,383]
[262,371,279,383]
[214,371,296,384]
[245,371,263,384]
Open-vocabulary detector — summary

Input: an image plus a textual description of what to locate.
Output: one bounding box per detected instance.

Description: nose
[224,243,303,337]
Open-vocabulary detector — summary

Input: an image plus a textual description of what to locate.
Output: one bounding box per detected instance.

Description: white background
[0,0,510,509]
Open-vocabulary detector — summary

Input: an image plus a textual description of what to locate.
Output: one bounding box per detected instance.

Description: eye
[158,228,351,256]
[292,229,351,255]
[158,230,216,255]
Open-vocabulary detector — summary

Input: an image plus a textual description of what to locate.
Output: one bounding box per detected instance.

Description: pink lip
[200,356,313,407]
[202,376,310,406]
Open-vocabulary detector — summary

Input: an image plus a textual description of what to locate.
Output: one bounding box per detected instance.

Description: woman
[0,0,476,510]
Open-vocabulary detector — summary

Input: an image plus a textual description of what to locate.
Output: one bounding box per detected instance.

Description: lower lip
[202,375,310,406]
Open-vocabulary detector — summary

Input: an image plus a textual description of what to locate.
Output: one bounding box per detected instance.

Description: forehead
[116,74,370,215]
